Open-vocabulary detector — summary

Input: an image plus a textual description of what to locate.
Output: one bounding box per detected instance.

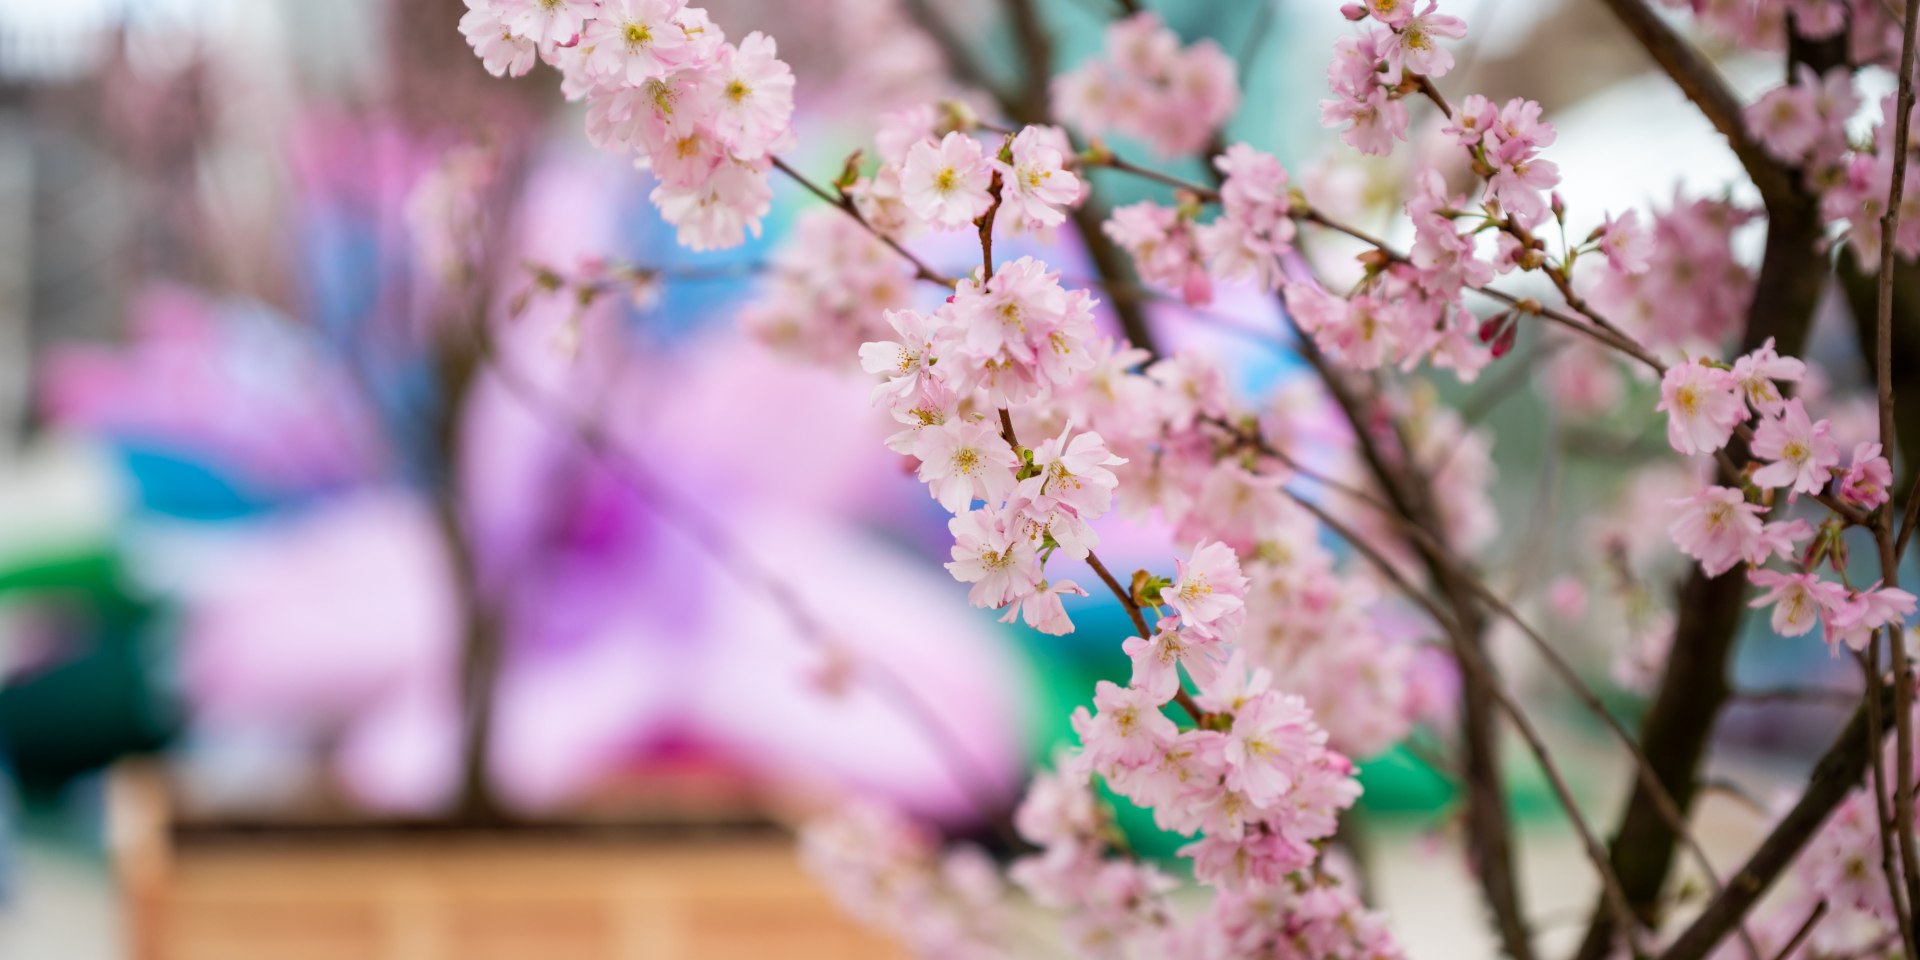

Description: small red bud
[1478,316,1504,343]
[1491,322,1518,358]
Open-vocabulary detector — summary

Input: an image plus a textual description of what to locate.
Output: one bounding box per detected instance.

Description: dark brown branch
[1592,0,1798,211]
[1574,27,1838,948]
[1657,688,1894,960]
[1279,324,1538,960]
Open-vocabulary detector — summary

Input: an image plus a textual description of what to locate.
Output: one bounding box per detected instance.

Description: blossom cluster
[1658,0,1899,63]
[844,108,1084,242]
[1051,12,1238,158]
[1659,340,1912,652]
[798,800,1008,958]
[1012,739,1396,959]
[1100,142,1299,308]
[1589,194,1756,354]
[459,0,796,250]
[860,252,1111,633]
[1750,719,1920,957]
[1743,54,1920,267]
[1321,1,1467,156]
[738,208,915,365]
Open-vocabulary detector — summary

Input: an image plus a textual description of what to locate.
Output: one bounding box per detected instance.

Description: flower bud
[1491,322,1518,358]
[1341,2,1369,19]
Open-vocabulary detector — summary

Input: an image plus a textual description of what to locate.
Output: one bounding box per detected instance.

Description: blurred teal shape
[116,445,273,521]
[0,550,177,799]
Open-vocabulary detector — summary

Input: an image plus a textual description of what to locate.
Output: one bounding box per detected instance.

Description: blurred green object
[0,550,177,800]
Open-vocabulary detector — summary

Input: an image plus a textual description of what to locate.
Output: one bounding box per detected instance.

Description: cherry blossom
[1656,360,1746,456]
[1825,583,1917,653]
[1051,12,1238,158]
[915,419,1019,513]
[1730,336,1806,418]
[1668,485,1803,577]
[580,0,691,86]
[1838,441,1894,510]
[992,126,1082,230]
[1748,568,1848,638]
[459,1,538,77]
[945,504,1041,609]
[900,131,995,230]
[1750,397,1841,495]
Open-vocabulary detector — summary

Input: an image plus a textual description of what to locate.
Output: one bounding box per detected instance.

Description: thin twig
[1772,901,1829,960]
[769,156,954,287]
[1876,0,1920,941]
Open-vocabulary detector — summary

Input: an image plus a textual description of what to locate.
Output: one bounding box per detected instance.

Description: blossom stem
[1078,152,1220,202]
[1876,0,1920,934]
[768,155,955,287]
[1860,641,1917,953]
[1222,413,1744,928]
[1281,476,1645,951]
[976,170,1004,279]
[1771,901,1829,960]
[1656,685,1899,960]
[1080,548,1205,725]
[1413,75,1453,118]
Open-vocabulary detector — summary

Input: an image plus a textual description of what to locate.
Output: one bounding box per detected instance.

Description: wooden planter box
[108,766,902,960]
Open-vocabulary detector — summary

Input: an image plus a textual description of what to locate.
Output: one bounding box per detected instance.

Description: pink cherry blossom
[1656,360,1746,456]
[945,505,1042,609]
[1051,12,1238,158]
[1081,680,1179,772]
[1162,539,1251,640]
[1748,569,1849,638]
[581,0,691,86]
[993,126,1082,230]
[702,32,796,159]
[1122,621,1212,703]
[1839,441,1894,509]
[1597,209,1652,275]
[1750,397,1841,495]
[1222,690,1323,805]
[1000,579,1088,636]
[1669,485,1774,577]
[914,418,1019,512]
[500,0,599,47]
[1825,583,1917,652]
[1022,427,1127,519]
[459,1,539,77]
[1384,3,1468,81]
[1104,201,1208,304]
[900,132,995,230]
[858,308,943,405]
[1730,336,1806,417]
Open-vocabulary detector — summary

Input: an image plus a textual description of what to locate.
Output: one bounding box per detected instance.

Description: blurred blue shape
[115,445,267,521]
